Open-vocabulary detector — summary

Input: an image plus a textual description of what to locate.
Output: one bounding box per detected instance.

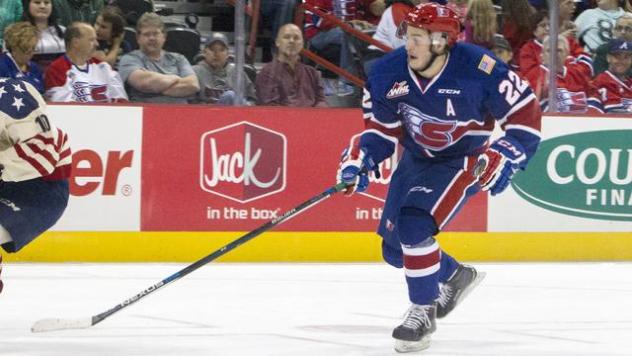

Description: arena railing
[294,2,393,87]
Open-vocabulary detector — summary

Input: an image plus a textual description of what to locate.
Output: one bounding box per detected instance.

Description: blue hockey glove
[337,147,377,196]
[477,137,526,196]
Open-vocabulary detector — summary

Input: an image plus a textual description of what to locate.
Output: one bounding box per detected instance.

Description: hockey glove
[337,147,378,195]
[477,136,526,196]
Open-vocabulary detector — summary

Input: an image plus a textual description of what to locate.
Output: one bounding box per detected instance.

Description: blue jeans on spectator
[217,90,236,105]
[310,27,357,78]
[260,0,298,39]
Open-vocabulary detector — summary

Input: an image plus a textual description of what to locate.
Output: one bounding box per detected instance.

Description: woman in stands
[94,6,131,68]
[500,0,535,57]
[463,0,497,49]
[0,21,44,93]
[21,0,65,73]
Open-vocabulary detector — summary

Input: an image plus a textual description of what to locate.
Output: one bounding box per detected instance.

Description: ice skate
[392,304,436,353]
[436,264,486,319]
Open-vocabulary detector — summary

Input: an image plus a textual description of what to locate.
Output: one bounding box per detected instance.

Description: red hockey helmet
[399,3,462,46]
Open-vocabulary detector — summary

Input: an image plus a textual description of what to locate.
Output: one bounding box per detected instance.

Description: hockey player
[336,3,541,352]
[0,78,71,294]
[592,38,632,113]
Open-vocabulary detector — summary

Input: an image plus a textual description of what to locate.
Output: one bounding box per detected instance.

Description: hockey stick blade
[31,317,93,332]
[30,182,349,333]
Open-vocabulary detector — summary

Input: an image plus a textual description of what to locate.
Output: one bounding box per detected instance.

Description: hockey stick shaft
[32,182,348,332]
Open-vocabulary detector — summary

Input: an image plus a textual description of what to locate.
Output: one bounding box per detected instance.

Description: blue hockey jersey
[360,43,542,169]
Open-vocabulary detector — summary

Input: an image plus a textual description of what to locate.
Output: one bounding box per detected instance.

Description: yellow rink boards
[5,231,632,262]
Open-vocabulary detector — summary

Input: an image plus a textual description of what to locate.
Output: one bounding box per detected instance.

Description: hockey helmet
[398,3,461,46]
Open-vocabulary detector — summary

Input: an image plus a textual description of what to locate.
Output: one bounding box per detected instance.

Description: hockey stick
[31,182,349,333]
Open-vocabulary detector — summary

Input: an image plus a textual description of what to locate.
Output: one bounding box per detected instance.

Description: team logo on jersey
[71,81,108,102]
[556,89,587,113]
[386,81,410,99]
[477,54,496,75]
[399,102,460,151]
[200,121,287,203]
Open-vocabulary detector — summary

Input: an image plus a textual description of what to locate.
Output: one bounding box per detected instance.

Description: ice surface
[1,262,631,355]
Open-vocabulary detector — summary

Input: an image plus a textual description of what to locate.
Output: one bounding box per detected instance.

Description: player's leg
[0,179,69,293]
[0,179,69,254]
[377,153,443,352]
[425,156,486,319]
[390,207,441,353]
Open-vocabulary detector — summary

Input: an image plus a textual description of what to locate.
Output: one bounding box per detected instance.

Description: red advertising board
[141,106,486,232]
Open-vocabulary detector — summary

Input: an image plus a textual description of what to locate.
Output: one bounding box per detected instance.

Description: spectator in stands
[446,0,467,20]
[118,12,199,104]
[0,0,23,47]
[260,0,300,41]
[0,21,44,93]
[519,10,589,79]
[559,0,578,40]
[361,0,388,25]
[463,0,497,49]
[574,0,631,53]
[23,0,66,73]
[500,0,535,63]
[593,13,632,75]
[363,0,424,75]
[593,38,632,112]
[192,32,256,106]
[304,0,361,96]
[93,6,130,68]
[52,0,103,27]
[527,0,547,9]
[491,33,514,67]
[524,35,602,113]
[256,23,327,107]
[45,22,127,102]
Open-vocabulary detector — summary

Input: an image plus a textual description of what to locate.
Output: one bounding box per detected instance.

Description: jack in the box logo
[200,121,287,203]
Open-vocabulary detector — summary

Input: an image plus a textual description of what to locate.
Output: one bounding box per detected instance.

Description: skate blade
[394,336,431,353]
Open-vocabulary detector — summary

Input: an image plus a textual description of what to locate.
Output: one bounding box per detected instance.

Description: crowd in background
[0,0,631,113]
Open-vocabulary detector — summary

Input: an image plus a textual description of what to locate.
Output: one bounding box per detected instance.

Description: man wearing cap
[593,13,632,76]
[118,12,199,104]
[574,0,631,53]
[491,33,514,67]
[191,33,256,105]
[593,38,632,112]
